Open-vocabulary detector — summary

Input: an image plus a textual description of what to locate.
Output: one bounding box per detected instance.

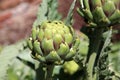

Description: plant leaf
[97,28,113,80]
[100,28,112,56]
[65,0,76,26]
[0,41,25,80]
[33,0,61,27]
[33,0,48,27]
[48,0,62,21]
[17,48,35,70]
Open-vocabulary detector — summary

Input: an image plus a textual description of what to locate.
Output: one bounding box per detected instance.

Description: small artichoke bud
[27,21,81,64]
[63,60,79,75]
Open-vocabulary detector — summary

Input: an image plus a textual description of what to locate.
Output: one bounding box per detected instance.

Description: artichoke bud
[63,61,79,75]
[45,51,61,62]
[27,21,81,64]
[33,40,43,55]
[27,38,33,50]
[57,43,69,57]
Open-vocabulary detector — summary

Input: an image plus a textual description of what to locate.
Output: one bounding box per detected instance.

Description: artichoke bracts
[78,0,120,27]
[27,21,80,64]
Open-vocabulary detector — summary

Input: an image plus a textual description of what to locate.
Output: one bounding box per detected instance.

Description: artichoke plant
[78,0,120,27]
[27,21,80,64]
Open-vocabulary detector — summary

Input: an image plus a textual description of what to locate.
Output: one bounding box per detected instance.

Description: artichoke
[78,0,120,27]
[27,21,80,64]
[63,61,79,75]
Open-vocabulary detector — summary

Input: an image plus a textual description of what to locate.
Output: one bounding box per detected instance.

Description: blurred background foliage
[0,0,120,80]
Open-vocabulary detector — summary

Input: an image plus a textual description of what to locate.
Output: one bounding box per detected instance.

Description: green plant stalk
[86,27,113,79]
[86,28,104,64]
[46,65,54,80]
[85,27,105,79]
[36,64,45,80]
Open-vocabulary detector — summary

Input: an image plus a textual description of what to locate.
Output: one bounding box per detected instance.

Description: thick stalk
[86,28,104,64]
[46,65,54,80]
[36,63,45,80]
[85,27,105,79]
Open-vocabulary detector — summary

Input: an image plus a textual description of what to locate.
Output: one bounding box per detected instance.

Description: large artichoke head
[78,0,120,27]
[27,21,80,64]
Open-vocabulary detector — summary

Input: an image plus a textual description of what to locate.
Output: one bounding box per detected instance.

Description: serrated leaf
[0,41,25,80]
[33,0,48,27]
[7,58,35,80]
[17,49,34,64]
[17,48,35,70]
[48,0,62,20]
[100,28,112,56]
[33,0,61,27]
[65,0,76,26]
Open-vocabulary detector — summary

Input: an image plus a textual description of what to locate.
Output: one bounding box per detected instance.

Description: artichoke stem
[86,27,104,66]
[46,64,54,80]
[36,64,46,80]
